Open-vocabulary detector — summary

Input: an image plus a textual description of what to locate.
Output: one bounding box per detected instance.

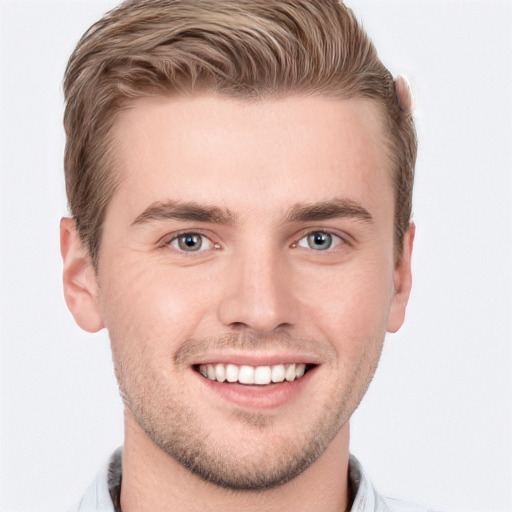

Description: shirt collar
[70,448,423,512]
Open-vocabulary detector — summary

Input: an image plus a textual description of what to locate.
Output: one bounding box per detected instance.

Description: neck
[120,411,351,512]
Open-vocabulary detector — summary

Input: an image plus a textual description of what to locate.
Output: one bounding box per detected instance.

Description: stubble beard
[113,333,383,491]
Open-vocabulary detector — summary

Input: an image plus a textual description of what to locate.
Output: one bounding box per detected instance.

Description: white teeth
[271,364,285,383]
[225,364,239,383]
[254,366,272,385]
[285,363,296,382]
[215,363,226,382]
[198,363,308,385]
[238,365,255,384]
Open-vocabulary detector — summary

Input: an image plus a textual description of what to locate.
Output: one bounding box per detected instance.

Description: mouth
[195,362,314,385]
[190,354,321,409]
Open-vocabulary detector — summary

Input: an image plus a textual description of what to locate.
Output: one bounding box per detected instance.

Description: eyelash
[160,229,348,255]
[160,231,220,253]
[293,231,346,251]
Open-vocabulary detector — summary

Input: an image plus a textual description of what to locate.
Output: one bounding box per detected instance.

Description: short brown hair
[64,0,417,265]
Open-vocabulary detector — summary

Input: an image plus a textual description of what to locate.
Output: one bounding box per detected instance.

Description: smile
[197,363,310,385]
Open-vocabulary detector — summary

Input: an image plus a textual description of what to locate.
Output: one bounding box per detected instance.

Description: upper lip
[189,351,323,367]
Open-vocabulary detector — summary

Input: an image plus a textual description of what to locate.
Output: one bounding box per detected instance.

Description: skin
[61,95,414,512]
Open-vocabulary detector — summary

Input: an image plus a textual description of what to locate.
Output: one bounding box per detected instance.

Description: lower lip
[194,368,316,409]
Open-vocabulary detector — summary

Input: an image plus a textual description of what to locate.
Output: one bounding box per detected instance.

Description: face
[62,95,413,489]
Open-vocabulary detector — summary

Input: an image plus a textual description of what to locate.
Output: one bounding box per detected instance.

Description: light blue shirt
[70,449,441,512]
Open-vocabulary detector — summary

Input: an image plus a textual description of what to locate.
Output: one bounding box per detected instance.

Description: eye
[297,231,343,251]
[168,232,214,252]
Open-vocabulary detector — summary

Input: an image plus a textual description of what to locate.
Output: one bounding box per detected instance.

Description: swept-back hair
[64,0,416,264]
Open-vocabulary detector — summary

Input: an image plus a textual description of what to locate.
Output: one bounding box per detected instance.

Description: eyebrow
[131,200,237,226]
[131,198,373,227]
[284,198,373,224]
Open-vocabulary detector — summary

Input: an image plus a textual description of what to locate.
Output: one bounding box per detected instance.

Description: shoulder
[68,449,121,512]
[349,454,444,512]
[380,497,444,512]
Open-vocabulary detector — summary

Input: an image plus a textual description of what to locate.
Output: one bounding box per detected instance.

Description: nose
[217,249,300,336]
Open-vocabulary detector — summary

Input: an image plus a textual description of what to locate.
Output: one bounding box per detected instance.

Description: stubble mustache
[174,331,336,367]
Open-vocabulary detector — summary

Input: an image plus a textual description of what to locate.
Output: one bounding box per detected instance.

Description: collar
[70,448,436,512]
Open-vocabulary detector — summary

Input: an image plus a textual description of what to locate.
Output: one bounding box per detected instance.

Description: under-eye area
[195,363,316,385]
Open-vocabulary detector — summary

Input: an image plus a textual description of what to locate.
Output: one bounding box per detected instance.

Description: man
[60,1,432,510]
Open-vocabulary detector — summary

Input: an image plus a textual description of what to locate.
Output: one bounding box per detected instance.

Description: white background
[0,1,511,511]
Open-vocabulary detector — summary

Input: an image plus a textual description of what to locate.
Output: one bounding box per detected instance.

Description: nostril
[229,322,249,330]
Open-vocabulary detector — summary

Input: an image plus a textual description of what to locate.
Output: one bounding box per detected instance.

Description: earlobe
[387,223,415,333]
[60,217,104,333]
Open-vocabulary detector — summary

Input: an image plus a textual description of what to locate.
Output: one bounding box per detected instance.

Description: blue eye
[297,231,342,251]
[170,233,213,252]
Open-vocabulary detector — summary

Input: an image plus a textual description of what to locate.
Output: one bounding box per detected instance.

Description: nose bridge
[218,242,299,334]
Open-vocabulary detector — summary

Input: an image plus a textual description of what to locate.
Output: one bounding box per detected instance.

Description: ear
[60,217,104,333]
[387,223,415,333]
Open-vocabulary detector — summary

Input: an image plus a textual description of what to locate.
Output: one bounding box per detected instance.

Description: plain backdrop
[0,1,511,511]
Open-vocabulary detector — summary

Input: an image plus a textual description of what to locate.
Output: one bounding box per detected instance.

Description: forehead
[108,94,392,219]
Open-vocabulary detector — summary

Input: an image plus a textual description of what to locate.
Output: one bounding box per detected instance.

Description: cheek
[98,257,217,349]
[298,257,394,352]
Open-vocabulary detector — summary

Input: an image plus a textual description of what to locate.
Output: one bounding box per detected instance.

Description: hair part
[63,0,416,265]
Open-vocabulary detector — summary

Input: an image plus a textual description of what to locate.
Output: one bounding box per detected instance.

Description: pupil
[309,232,331,250]
[179,234,201,251]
